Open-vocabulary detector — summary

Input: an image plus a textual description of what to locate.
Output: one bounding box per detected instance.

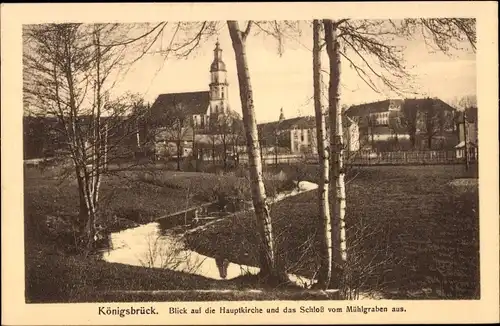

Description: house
[456,106,478,145]
[257,109,360,155]
[345,98,457,151]
[454,106,478,159]
[149,41,236,159]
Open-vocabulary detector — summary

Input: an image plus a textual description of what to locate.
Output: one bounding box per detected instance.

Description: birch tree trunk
[324,19,347,276]
[227,20,283,282]
[313,19,333,289]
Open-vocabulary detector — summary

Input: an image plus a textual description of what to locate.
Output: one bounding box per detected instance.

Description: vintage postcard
[1,1,499,325]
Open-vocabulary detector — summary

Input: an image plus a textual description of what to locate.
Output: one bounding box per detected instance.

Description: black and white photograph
[2,2,499,325]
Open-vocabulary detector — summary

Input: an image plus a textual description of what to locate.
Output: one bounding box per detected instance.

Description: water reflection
[101,181,318,284]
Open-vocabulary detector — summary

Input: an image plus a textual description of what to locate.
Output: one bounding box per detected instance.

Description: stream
[101,181,318,286]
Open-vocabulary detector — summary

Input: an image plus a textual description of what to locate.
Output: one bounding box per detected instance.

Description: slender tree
[312,20,332,289]
[23,23,134,250]
[227,20,285,282]
[324,20,348,276]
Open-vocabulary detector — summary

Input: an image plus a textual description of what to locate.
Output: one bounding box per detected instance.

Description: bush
[211,177,251,212]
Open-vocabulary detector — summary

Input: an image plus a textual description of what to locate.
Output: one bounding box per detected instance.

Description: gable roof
[150,91,210,117]
[346,98,456,118]
[258,116,316,133]
[346,99,404,117]
[258,114,357,141]
[403,98,456,113]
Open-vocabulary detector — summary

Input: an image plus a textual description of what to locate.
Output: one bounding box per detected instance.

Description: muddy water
[101,181,318,284]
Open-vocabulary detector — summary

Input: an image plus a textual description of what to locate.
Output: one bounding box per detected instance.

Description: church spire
[210,39,226,72]
[209,40,229,120]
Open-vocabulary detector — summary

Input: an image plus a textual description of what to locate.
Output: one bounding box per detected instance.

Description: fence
[347,149,477,166]
[238,154,305,165]
[237,149,478,166]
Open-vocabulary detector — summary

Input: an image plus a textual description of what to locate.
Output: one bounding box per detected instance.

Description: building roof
[346,98,455,117]
[258,116,316,134]
[258,114,357,141]
[403,98,455,113]
[150,91,210,117]
[210,41,227,72]
[346,99,404,117]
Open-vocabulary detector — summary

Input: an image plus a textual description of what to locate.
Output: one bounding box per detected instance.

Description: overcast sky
[111,21,476,123]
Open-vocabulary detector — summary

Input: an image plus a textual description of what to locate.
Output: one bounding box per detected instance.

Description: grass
[24,165,292,233]
[185,165,479,299]
[24,163,479,301]
[24,164,300,302]
[26,241,340,303]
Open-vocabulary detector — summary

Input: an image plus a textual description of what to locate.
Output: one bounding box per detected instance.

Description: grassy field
[26,241,342,303]
[24,163,478,301]
[24,165,298,302]
[185,165,479,299]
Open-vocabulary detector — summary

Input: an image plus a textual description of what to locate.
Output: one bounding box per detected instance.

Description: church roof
[150,91,210,117]
[210,41,227,72]
[210,60,226,72]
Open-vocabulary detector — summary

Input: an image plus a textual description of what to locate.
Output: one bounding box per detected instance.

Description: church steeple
[209,40,229,119]
[210,39,226,73]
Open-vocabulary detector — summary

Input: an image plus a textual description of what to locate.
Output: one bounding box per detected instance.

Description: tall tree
[420,98,444,149]
[318,18,476,288]
[227,20,285,283]
[312,20,332,289]
[324,20,348,278]
[212,111,242,170]
[166,101,190,171]
[400,101,419,149]
[23,23,134,250]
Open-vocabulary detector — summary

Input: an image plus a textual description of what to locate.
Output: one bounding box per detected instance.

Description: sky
[111,21,476,123]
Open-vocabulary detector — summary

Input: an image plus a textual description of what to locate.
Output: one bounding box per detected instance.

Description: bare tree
[212,111,242,170]
[227,20,285,283]
[156,100,191,171]
[399,102,419,149]
[324,20,348,282]
[320,17,476,289]
[419,98,444,149]
[23,23,137,250]
[312,20,332,289]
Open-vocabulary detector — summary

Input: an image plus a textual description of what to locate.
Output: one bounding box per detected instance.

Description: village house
[257,108,360,155]
[345,98,457,151]
[455,106,478,159]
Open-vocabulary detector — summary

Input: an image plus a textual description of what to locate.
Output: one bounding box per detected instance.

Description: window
[215,105,219,114]
[301,130,305,142]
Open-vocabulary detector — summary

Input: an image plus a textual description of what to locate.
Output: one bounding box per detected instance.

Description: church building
[150,40,232,132]
[149,41,235,159]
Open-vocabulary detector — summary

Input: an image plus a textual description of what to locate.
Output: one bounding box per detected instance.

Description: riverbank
[24,165,478,301]
[24,166,305,302]
[185,165,479,299]
[101,180,319,287]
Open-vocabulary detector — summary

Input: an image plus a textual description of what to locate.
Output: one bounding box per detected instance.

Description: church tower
[209,40,229,122]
